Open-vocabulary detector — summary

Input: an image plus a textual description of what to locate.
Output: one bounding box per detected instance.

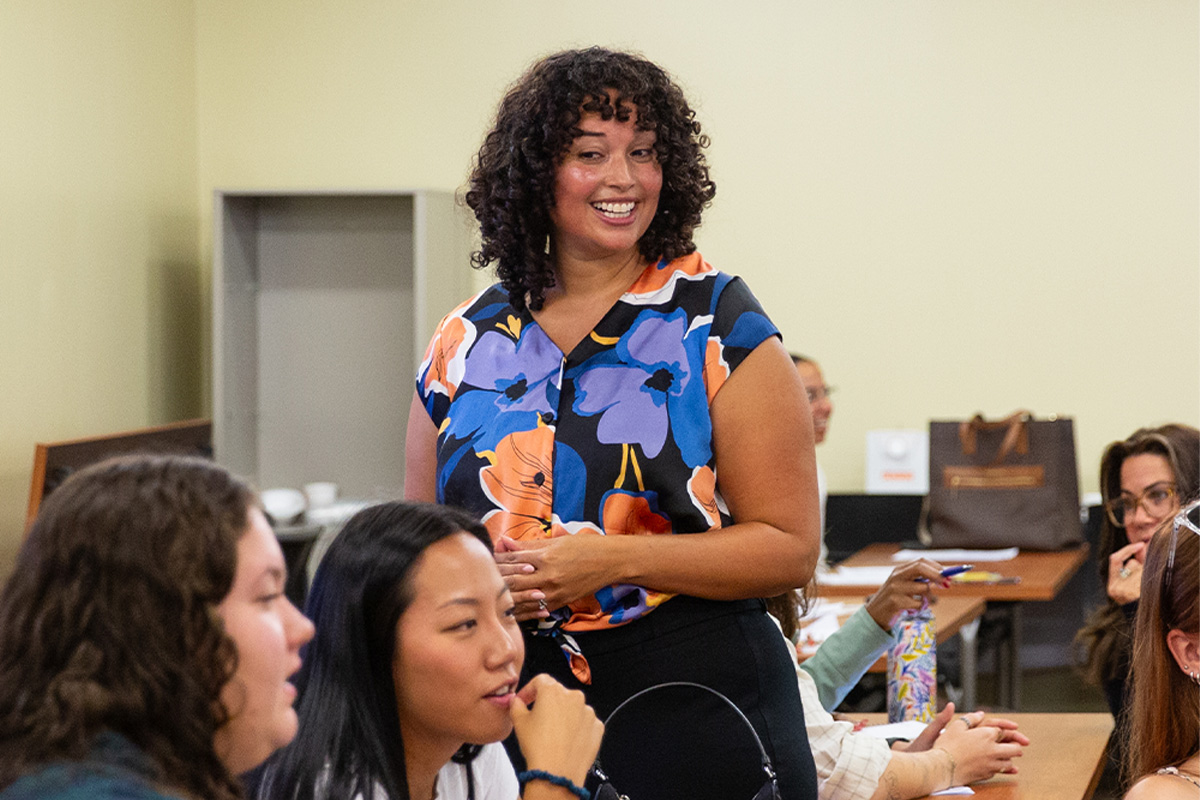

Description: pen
[916,564,974,583]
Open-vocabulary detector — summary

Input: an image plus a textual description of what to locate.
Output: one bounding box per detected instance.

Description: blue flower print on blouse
[444,324,562,452]
[572,308,712,467]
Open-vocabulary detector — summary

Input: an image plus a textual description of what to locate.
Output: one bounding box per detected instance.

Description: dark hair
[257,502,491,800]
[1125,507,1199,786]
[465,46,715,313]
[1076,424,1200,686]
[789,353,814,367]
[0,455,255,800]
[764,587,813,642]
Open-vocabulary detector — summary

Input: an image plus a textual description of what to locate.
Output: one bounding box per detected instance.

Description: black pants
[514,596,818,800]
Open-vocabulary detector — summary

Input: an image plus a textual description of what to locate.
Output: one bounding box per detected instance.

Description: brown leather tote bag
[926,411,1083,550]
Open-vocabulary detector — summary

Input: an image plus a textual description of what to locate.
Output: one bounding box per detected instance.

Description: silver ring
[1118,566,1132,579]
[960,715,976,729]
[537,599,548,611]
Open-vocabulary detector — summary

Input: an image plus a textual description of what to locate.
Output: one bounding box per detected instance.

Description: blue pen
[916,564,974,583]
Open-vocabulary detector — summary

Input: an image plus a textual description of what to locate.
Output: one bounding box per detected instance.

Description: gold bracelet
[934,746,957,787]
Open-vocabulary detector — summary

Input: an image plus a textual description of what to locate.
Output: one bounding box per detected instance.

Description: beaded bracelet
[517,769,591,800]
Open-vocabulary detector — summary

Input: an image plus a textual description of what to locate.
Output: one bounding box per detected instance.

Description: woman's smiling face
[391,533,524,757]
[550,99,662,265]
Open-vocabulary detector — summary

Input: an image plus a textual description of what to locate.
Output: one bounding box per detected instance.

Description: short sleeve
[703,275,780,401]
[415,315,451,428]
[415,289,489,430]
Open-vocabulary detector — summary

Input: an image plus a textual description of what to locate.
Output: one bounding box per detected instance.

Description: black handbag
[589,681,780,800]
[926,411,1083,550]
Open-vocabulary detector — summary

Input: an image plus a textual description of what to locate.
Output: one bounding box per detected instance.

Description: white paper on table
[799,598,858,619]
[893,547,1019,563]
[818,565,897,586]
[931,787,974,796]
[795,612,842,656]
[856,720,928,740]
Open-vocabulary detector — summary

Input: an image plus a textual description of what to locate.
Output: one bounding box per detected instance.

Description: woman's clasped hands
[899,703,1029,787]
[494,534,617,621]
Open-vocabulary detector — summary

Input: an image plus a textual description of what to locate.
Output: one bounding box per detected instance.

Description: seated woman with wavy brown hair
[0,455,314,800]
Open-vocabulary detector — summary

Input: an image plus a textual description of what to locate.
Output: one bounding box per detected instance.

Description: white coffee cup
[303,481,339,510]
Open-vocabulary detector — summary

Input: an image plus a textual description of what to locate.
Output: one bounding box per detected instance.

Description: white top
[340,742,520,800]
[434,742,520,800]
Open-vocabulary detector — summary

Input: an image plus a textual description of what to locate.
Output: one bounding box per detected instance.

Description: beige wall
[194,0,1199,491]
[1,1,1196,575]
[0,2,200,574]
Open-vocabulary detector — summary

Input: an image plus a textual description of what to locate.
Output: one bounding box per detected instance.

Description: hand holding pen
[865,560,972,631]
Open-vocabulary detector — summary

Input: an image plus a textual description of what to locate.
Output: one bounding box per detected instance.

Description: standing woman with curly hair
[0,455,314,800]
[407,47,821,798]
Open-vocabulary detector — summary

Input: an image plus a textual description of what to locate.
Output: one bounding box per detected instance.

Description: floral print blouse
[416,252,779,680]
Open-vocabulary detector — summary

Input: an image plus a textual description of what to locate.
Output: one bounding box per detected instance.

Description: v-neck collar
[521,259,661,363]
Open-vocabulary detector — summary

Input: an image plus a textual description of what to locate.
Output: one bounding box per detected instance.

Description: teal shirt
[0,732,181,800]
[799,605,894,712]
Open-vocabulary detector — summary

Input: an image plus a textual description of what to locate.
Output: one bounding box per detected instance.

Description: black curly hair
[0,455,255,800]
[465,46,716,312]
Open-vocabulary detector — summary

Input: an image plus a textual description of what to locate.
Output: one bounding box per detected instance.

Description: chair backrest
[824,493,924,564]
[591,682,779,800]
[26,419,212,532]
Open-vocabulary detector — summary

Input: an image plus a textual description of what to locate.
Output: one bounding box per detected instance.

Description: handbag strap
[593,681,777,784]
[958,411,1032,465]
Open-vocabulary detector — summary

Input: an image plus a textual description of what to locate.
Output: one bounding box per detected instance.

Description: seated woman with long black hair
[256,501,603,800]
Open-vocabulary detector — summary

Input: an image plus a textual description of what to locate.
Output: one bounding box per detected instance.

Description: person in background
[1123,499,1200,798]
[406,47,822,799]
[256,501,603,800]
[1076,424,1199,747]
[791,353,834,560]
[0,455,315,800]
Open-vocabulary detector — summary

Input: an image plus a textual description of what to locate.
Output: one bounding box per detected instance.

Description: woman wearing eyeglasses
[1123,500,1200,799]
[1076,425,1199,745]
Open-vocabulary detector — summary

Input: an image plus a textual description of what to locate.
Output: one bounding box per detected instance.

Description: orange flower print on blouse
[479,425,556,542]
[623,252,714,306]
[703,336,731,405]
[601,489,675,537]
[420,302,476,401]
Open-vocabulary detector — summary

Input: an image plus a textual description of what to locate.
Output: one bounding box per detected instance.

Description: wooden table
[861,712,1113,800]
[819,544,1090,710]
[798,595,986,674]
[818,543,1090,601]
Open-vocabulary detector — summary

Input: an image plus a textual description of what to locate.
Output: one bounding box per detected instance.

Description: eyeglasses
[1104,482,1178,528]
[805,385,836,405]
[1165,499,1200,589]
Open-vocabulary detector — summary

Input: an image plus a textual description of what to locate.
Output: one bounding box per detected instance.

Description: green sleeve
[799,606,895,712]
